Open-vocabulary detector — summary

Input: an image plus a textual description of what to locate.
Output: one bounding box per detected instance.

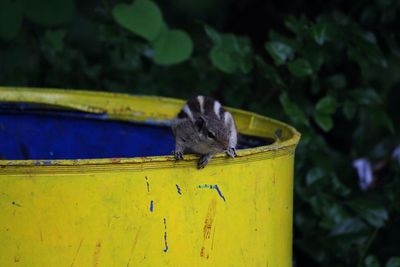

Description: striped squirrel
[172,96,237,169]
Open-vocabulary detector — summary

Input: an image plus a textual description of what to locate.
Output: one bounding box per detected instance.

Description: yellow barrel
[0,87,300,267]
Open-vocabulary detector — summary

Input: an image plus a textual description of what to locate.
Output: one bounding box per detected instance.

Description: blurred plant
[0,0,399,265]
[112,0,193,65]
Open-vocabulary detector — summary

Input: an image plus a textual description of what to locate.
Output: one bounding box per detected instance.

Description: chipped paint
[214,185,226,202]
[32,160,61,166]
[176,184,182,195]
[150,200,154,212]
[163,218,169,253]
[198,184,226,202]
[0,87,299,267]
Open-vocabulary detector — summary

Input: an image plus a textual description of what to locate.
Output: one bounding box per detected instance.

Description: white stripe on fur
[197,96,204,114]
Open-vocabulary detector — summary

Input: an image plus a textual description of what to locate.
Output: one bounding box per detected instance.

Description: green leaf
[204,24,221,44]
[269,30,299,50]
[288,59,313,77]
[331,174,351,196]
[347,198,388,228]
[306,168,325,185]
[316,96,337,114]
[284,15,310,36]
[279,92,309,126]
[350,88,382,106]
[314,112,333,132]
[331,218,368,236]
[207,27,253,74]
[112,0,164,41]
[210,42,236,73]
[320,203,351,230]
[311,21,327,45]
[348,32,387,68]
[152,28,193,65]
[265,41,293,65]
[365,255,381,267]
[386,257,400,267]
[343,101,356,120]
[0,0,23,40]
[25,0,75,26]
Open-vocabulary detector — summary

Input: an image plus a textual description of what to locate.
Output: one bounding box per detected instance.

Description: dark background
[1,0,400,266]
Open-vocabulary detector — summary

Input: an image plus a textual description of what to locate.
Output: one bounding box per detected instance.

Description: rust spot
[93,241,102,267]
[200,246,209,259]
[11,201,21,207]
[211,224,216,250]
[200,199,217,259]
[111,158,121,163]
[203,200,216,239]
[14,255,20,262]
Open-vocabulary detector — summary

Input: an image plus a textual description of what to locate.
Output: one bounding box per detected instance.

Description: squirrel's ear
[195,116,206,132]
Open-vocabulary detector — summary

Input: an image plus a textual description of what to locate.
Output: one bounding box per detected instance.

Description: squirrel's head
[194,115,231,152]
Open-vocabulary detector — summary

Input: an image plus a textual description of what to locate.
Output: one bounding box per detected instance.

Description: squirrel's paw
[198,154,211,169]
[174,151,184,160]
[226,147,237,158]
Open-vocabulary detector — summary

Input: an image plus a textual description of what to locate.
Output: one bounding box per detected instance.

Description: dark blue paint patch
[0,108,175,160]
[163,218,169,253]
[197,184,226,202]
[176,184,181,195]
[150,200,154,212]
[214,185,226,202]
[32,160,59,166]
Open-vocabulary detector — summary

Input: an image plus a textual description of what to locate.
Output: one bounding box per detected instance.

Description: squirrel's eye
[207,132,215,139]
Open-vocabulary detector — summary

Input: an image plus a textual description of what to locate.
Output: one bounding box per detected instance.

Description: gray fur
[172,96,238,168]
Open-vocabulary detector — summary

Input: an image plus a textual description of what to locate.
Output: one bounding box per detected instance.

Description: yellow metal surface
[0,87,300,267]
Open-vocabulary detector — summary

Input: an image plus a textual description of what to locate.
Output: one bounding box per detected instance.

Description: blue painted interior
[0,104,272,160]
[0,106,175,160]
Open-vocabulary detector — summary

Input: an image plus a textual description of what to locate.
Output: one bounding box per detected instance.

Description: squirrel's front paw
[198,154,212,169]
[174,151,184,160]
[226,147,237,158]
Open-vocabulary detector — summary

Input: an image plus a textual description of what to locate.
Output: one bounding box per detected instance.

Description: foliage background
[1,0,399,266]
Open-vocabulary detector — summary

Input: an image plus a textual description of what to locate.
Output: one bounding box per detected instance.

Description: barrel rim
[0,86,301,169]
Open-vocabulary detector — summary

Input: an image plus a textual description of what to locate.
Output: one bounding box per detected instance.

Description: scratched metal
[0,87,300,267]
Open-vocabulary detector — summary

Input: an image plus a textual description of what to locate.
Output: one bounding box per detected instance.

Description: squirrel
[172,96,238,169]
